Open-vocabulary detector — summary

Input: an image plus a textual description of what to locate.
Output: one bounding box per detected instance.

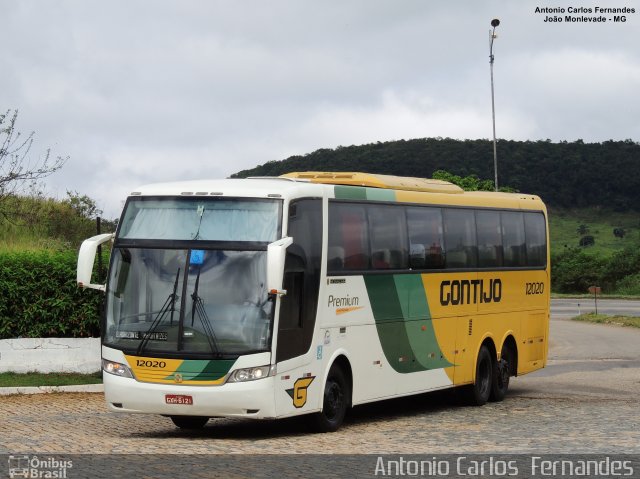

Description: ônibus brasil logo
[8,455,73,478]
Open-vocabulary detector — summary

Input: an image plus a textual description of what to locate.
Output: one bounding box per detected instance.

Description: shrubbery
[552,242,640,294]
[0,250,103,338]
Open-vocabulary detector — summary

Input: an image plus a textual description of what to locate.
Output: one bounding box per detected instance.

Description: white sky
[2,0,639,218]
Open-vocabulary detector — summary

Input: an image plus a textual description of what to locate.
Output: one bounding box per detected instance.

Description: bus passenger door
[274,199,322,416]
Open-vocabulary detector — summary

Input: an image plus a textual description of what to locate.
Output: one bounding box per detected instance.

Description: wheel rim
[324,380,344,420]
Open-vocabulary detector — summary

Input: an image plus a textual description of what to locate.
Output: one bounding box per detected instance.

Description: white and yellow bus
[77,172,549,432]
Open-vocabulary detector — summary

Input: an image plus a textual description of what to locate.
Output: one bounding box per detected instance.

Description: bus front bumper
[103,373,277,419]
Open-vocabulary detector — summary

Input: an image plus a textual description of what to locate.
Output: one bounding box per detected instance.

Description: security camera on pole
[489,18,500,192]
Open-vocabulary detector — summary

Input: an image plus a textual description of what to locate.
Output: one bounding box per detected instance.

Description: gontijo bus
[77,172,549,432]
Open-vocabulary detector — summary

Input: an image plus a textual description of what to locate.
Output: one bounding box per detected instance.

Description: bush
[0,251,102,338]
[551,248,605,293]
[613,272,640,296]
[601,245,640,291]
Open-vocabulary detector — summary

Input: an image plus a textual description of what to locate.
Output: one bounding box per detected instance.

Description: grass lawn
[548,207,638,257]
[0,371,102,388]
[571,313,640,328]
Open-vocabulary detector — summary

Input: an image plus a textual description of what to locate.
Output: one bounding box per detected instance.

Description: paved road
[1,305,639,475]
[552,298,640,318]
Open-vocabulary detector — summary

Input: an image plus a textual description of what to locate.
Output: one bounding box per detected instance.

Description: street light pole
[489,18,500,192]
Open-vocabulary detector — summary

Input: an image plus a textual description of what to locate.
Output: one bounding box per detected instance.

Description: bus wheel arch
[311,354,352,432]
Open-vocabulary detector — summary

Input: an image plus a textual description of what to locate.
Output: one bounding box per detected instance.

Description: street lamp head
[491,18,500,28]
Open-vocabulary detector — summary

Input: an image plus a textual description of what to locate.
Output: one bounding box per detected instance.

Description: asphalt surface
[551,298,640,318]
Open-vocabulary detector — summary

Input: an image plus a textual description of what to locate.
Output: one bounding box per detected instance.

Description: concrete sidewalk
[0,383,103,396]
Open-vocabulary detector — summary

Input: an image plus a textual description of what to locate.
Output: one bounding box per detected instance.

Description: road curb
[0,384,103,396]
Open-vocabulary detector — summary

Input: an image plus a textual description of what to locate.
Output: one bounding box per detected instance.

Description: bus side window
[407,207,444,269]
[367,204,407,270]
[524,212,547,267]
[443,208,478,269]
[476,210,503,268]
[328,203,370,271]
[502,211,527,267]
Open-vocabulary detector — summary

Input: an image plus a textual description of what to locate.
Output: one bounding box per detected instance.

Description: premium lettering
[328,294,359,308]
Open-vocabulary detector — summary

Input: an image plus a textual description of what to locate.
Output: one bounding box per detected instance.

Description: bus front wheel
[465,345,493,406]
[170,415,209,429]
[311,365,349,433]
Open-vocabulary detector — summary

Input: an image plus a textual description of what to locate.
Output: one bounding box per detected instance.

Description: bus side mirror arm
[77,233,115,292]
[267,237,293,294]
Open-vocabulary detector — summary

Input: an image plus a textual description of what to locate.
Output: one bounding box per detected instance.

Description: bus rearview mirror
[77,233,114,292]
[267,237,293,294]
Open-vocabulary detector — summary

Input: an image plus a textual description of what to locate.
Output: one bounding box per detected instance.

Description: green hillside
[233,137,640,212]
[548,207,639,257]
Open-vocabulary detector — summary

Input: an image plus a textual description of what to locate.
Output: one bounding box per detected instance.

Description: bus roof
[130,172,545,211]
[280,171,464,194]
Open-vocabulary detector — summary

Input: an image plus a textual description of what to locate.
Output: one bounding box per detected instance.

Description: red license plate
[165,394,193,405]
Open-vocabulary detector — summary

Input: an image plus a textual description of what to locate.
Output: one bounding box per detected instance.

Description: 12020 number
[525,282,545,295]
[136,359,167,368]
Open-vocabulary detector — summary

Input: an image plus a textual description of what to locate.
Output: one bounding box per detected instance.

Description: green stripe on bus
[334,185,367,200]
[190,359,236,381]
[365,188,396,202]
[164,359,235,381]
[333,185,396,201]
[364,274,452,373]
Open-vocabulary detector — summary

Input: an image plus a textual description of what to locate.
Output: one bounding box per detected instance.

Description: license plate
[165,394,193,405]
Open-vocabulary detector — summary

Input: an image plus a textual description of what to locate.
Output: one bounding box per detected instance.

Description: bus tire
[170,415,209,429]
[490,343,514,402]
[311,364,349,433]
[465,345,493,406]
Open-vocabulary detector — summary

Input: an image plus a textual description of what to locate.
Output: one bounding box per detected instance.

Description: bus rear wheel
[170,415,209,429]
[490,343,514,402]
[464,345,493,406]
[311,365,349,433]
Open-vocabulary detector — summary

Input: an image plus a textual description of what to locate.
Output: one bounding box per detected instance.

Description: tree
[577,224,589,235]
[0,109,67,219]
[64,190,102,220]
[613,228,625,238]
[579,235,595,247]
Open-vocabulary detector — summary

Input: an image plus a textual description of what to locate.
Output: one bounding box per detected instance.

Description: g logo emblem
[286,376,315,408]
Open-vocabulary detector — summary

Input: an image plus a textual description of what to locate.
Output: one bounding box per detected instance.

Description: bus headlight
[226,365,275,383]
[102,359,133,378]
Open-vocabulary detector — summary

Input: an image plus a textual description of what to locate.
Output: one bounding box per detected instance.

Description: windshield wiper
[136,268,180,356]
[188,267,220,356]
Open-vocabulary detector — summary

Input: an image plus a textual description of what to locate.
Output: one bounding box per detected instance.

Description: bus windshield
[104,197,282,357]
[105,247,274,357]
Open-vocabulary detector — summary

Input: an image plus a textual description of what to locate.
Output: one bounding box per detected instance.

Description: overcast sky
[2,0,638,218]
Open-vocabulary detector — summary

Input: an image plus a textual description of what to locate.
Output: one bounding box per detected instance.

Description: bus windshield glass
[105,196,282,357]
[118,197,280,242]
[105,247,274,357]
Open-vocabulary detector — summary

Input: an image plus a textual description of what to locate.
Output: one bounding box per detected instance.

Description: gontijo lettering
[440,279,502,306]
